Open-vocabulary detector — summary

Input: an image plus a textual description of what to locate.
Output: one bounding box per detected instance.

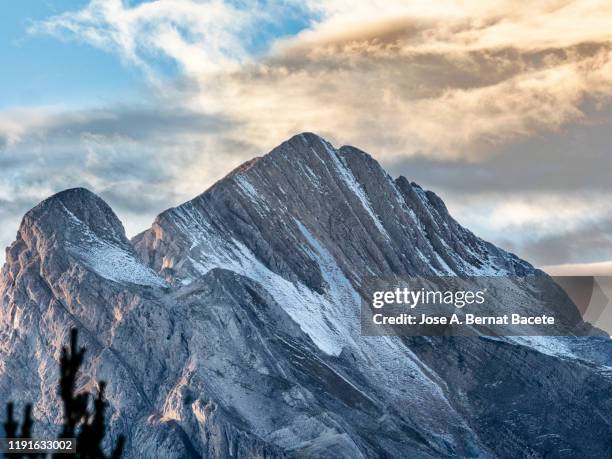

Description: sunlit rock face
[1,133,611,458]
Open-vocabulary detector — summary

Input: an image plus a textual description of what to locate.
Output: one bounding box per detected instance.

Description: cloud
[0,102,250,203]
[28,0,308,78]
[425,190,612,262]
[384,116,612,194]
[3,0,611,273]
[510,216,612,266]
[29,0,242,75]
[143,1,612,160]
[543,260,612,276]
[207,0,612,156]
[27,1,612,157]
[0,104,234,143]
[300,1,612,52]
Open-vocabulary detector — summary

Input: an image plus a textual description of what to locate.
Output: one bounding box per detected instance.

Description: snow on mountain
[57,200,166,288]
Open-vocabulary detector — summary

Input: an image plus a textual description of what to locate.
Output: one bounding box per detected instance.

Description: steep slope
[1,134,611,457]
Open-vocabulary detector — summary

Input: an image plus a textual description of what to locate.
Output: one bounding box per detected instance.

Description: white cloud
[3,0,611,271]
[28,0,262,79]
[443,193,612,237]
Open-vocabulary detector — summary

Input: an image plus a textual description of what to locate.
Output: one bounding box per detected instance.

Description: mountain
[1,133,611,458]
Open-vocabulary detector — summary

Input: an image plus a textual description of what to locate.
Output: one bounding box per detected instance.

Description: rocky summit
[1,133,611,457]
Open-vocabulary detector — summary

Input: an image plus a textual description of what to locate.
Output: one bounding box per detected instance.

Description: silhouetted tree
[3,329,124,458]
[3,403,43,458]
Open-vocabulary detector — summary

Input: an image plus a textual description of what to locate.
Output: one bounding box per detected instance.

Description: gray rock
[1,133,610,458]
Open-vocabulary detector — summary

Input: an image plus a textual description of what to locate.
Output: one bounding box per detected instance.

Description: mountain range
[1,133,611,457]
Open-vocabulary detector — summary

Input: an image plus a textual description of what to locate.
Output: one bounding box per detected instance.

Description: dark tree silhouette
[3,329,124,458]
[3,403,43,458]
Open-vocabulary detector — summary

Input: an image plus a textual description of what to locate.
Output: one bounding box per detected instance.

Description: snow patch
[60,203,166,287]
[318,142,390,239]
[235,174,270,214]
[236,175,259,200]
[67,241,166,288]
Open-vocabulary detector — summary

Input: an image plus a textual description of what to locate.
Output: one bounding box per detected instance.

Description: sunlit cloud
[26,0,612,156]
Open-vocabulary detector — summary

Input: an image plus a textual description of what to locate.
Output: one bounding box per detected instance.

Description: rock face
[1,133,611,458]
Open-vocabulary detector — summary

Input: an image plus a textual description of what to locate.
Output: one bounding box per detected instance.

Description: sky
[1,0,612,275]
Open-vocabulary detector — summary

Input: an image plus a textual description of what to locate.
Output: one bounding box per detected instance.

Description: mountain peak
[221,133,332,185]
[20,187,127,247]
[220,134,373,191]
[25,187,107,220]
[6,187,165,288]
[266,132,332,160]
[286,131,327,147]
[138,130,536,297]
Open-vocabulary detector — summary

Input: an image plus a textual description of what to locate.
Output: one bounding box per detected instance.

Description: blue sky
[2,0,612,275]
[1,1,313,109]
[1,1,139,108]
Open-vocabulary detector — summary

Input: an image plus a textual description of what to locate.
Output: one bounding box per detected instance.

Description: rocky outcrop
[1,133,611,457]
